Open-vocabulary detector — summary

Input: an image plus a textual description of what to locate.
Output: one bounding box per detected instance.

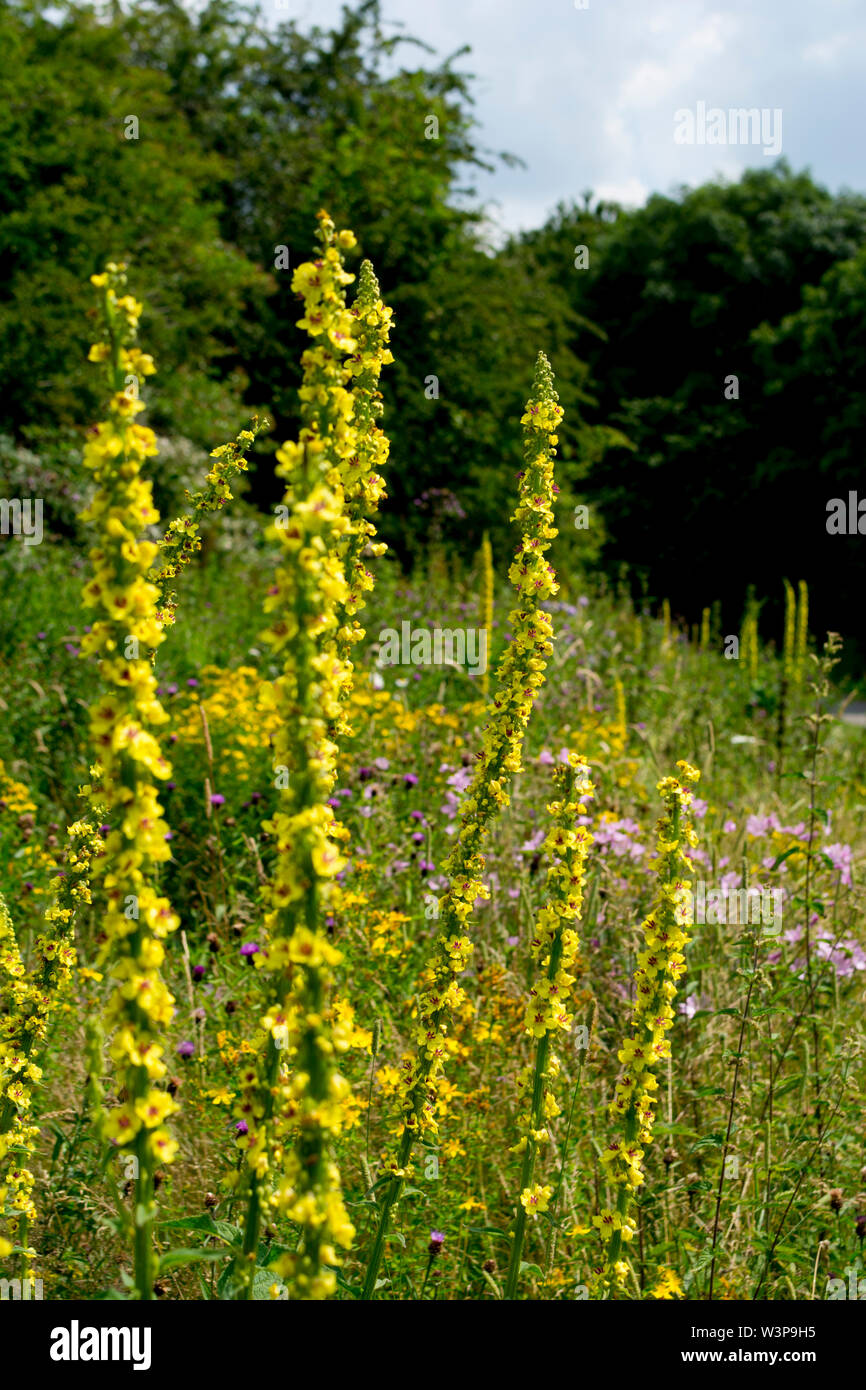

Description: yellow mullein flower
[520,1184,553,1217]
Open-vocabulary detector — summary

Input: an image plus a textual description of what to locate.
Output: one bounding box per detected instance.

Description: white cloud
[802,30,863,66]
[618,12,731,109]
[594,176,650,208]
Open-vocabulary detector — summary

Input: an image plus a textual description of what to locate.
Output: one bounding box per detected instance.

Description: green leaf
[157,1247,229,1273]
[158,1214,240,1246]
[769,847,801,870]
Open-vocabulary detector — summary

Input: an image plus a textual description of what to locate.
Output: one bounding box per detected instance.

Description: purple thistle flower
[177,1040,195,1059]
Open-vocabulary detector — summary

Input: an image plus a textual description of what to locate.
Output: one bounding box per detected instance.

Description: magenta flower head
[240,942,259,959]
[210,793,226,807]
[192,963,206,981]
[428,1230,445,1258]
[177,1040,195,1059]
[403,773,419,787]
[235,1120,249,1136]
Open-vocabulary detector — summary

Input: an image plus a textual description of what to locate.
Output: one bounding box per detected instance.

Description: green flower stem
[504,930,564,1299]
[361,1129,415,1300]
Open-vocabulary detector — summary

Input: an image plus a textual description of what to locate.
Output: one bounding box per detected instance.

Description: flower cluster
[361,352,563,1298]
[338,256,394,676]
[155,418,265,628]
[228,449,355,1300]
[80,263,182,1297]
[393,352,561,1144]
[515,760,594,1137]
[0,818,100,1273]
[503,757,595,1296]
[231,214,378,1300]
[0,891,38,1267]
[277,212,393,736]
[595,759,700,1291]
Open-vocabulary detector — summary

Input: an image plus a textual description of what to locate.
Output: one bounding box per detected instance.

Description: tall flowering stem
[782,579,796,688]
[504,756,595,1299]
[155,418,265,629]
[794,580,809,684]
[594,760,700,1295]
[361,350,563,1300]
[80,263,181,1300]
[0,821,101,1281]
[230,213,369,1300]
[479,532,494,700]
[228,441,356,1300]
[337,257,394,707]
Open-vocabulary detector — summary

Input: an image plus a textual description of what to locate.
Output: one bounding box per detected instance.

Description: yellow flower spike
[80,263,181,1302]
[794,579,809,684]
[504,757,595,1299]
[478,532,494,700]
[361,351,563,1301]
[154,416,265,630]
[232,215,382,1303]
[594,761,700,1296]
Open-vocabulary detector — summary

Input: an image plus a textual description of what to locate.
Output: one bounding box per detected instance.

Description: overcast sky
[263,0,866,235]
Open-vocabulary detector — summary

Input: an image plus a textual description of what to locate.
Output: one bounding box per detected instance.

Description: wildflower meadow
[1,0,864,1368]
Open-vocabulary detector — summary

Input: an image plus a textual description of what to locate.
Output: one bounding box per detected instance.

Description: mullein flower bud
[794,580,809,684]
